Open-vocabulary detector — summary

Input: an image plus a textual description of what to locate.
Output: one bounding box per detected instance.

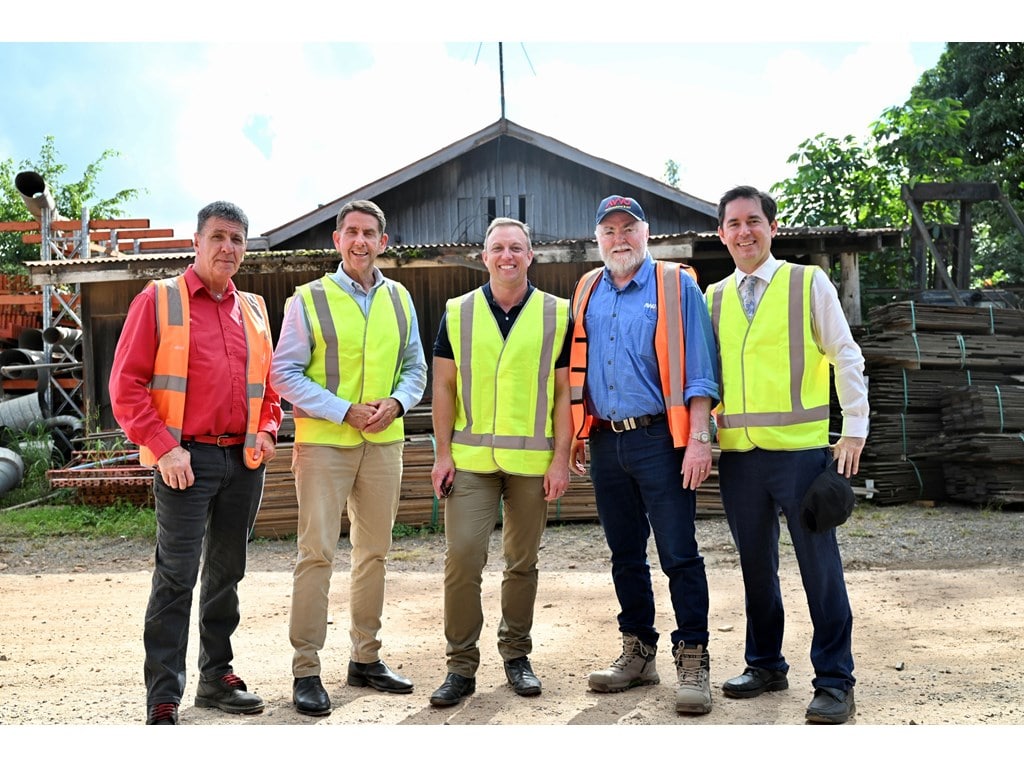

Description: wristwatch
[690,431,711,444]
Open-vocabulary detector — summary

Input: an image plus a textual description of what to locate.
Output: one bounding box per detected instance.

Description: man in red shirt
[109,200,281,725]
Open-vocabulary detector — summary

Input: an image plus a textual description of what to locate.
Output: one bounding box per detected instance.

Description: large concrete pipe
[0,391,45,429]
[0,446,25,497]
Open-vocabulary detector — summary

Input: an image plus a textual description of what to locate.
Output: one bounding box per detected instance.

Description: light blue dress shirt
[270,264,428,424]
[584,254,720,422]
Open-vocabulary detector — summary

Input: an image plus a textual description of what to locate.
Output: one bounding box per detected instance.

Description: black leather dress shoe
[806,686,855,724]
[293,675,332,716]
[504,656,542,696]
[194,673,265,714]
[722,666,789,699]
[347,660,414,693]
[429,672,476,707]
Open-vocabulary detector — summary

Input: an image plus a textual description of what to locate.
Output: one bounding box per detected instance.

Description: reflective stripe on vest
[141,275,273,470]
[449,288,569,475]
[568,261,696,448]
[708,262,830,451]
[292,277,410,446]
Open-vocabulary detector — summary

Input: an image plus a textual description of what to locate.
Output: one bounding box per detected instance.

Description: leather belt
[181,434,246,447]
[592,413,666,433]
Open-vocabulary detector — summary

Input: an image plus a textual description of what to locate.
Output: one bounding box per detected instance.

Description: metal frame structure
[15,171,85,421]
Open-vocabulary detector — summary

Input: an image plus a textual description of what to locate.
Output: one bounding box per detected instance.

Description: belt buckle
[215,434,234,447]
[612,417,636,433]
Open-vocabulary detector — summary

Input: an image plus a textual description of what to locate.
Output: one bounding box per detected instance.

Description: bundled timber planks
[940,385,1024,434]
[856,301,1024,507]
[943,462,1024,506]
[858,331,1024,371]
[868,367,1016,413]
[855,452,945,505]
[868,301,1024,336]
[252,439,724,540]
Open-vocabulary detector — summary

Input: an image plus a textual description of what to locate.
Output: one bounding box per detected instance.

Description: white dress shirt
[735,255,869,439]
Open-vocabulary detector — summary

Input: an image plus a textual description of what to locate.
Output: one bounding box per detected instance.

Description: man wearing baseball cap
[568,194,720,715]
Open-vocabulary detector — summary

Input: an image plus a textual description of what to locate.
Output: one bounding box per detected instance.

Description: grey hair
[197,201,249,236]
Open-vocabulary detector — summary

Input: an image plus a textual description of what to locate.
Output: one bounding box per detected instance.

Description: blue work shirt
[583,254,719,421]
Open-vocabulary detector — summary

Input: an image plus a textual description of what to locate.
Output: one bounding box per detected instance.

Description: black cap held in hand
[801,462,856,533]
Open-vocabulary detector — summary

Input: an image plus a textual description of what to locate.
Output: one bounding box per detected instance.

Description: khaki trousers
[442,469,548,677]
[289,441,403,677]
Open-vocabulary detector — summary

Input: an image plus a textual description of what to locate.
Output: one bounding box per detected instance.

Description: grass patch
[392,522,443,539]
[0,499,156,540]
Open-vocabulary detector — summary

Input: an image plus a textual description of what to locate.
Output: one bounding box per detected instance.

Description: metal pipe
[14,171,63,222]
[41,326,83,349]
[0,348,47,379]
[70,452,141,470]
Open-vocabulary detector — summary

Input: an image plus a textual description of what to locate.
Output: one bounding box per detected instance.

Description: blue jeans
[144,443,265,706]
[588,420,709,650]
[717,447,855,691]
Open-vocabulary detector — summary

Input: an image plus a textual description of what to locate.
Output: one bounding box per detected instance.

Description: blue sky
[0,3,985,245]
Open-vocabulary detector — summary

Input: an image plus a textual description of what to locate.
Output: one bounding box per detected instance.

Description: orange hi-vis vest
[141,274,273,470]
[569,261,698,448]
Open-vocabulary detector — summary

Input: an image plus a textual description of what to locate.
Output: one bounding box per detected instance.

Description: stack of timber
[251,433,726,540]
[44,388,730,537]
[858,301,1024,507]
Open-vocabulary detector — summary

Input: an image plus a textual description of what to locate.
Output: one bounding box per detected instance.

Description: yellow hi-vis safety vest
[141,274,273,470]
[569,261,697,448]
[448,288,569,476]
[292,276,412,446]
[707,262,831,451]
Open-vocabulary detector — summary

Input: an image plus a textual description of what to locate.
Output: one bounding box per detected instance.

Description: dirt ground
[1,504,1022,763]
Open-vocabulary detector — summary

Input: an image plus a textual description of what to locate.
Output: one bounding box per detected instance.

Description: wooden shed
[261,118,719,249]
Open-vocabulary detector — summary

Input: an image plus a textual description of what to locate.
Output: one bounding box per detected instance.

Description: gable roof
[262,118,717,248]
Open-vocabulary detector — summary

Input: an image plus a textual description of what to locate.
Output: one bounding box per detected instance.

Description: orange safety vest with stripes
[568,261,698,448]
[140,274,273,470]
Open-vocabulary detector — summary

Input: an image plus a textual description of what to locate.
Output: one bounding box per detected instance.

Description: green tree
[771,96,971,308]
[1,136,141,273]
[912,42,1024,284]
[663,158,680,189]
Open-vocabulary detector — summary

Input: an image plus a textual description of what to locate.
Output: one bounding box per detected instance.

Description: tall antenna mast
[499,42,506,120]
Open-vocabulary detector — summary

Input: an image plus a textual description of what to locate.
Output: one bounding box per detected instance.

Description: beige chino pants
[442,469,548,677]
[289,441,403,677]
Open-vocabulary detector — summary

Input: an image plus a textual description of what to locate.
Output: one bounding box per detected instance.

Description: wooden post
[839,251,862,326]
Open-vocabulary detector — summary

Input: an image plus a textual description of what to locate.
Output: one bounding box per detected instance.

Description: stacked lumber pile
[251,432,725,540]
[859,301,1024,506]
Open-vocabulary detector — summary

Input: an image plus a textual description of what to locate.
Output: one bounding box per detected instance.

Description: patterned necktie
[740,275,758,320]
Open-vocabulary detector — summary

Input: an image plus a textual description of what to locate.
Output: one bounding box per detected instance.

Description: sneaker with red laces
[195,673,264,714]
[146,702,179,725]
